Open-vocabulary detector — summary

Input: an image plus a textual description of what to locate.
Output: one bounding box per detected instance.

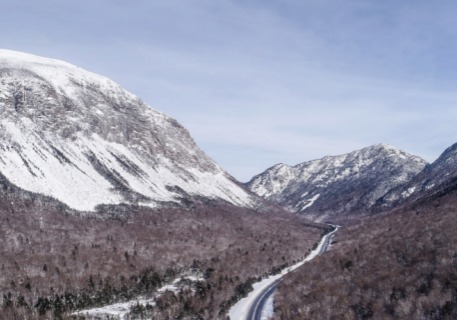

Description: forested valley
[274,189,457,319]
[0,175,324,319]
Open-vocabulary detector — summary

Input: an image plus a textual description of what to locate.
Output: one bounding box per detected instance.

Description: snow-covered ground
[74,275,203,319]
[228,226,339,320]
[260,292,274,320]
[0,121,255,211]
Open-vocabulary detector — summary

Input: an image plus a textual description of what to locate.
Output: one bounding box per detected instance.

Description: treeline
[2,267,169,319]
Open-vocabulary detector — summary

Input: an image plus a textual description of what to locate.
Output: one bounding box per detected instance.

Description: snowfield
[0,49,260,211]
[0,121,253,211]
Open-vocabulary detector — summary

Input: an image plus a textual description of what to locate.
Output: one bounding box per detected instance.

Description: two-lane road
[318,231,336,256]
[246,279,280,320]
[246,226,338,320]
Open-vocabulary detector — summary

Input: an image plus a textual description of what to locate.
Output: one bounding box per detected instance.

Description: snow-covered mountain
[377,142,457,208]
[245,144,428,222]
[0,49,261,211]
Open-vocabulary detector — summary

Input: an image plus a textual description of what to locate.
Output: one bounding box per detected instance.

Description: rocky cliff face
[0,49,260,211]
[376,142,457,208]
[245,144,428,222]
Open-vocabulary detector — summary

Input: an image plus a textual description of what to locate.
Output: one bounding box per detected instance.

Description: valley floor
[0,179,325,319]
[273,192,457,319]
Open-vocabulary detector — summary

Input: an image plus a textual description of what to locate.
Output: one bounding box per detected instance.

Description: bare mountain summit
[0,49,261,211]
[245,144,428,222]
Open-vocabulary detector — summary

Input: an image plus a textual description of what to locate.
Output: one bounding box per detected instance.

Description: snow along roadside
[260,292,275,320]
[228,225,339,320]
[73,275,203,319]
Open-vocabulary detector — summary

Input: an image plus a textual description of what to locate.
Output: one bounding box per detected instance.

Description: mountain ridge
[375,141,457,209]
[245,143,428,221]
[0,49,264,211]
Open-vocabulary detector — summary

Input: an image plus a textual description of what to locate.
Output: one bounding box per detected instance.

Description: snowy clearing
[74,276,203,319]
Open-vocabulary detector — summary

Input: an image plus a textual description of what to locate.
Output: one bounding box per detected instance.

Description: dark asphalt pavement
[246,227,338,320]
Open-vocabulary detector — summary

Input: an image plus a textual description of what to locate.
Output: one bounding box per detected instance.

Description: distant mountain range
[3,49,457,225]
[245,143,435,222]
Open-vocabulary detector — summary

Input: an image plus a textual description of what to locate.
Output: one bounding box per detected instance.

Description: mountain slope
[0,154,325,320]
[273,188,457,320]
[377,142,457,209]
[245,144,427,221]
[0,49,260,211]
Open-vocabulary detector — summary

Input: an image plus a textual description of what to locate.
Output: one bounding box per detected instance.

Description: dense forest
[0,175,324,319]
[274,190,457,319]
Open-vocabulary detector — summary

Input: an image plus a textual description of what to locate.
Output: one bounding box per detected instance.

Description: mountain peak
[360,143,406,155]
[0,49,119,94]
[0,49,72,67]
[440,142,457,158]
[245,144,427,222]
[0,50,262,211]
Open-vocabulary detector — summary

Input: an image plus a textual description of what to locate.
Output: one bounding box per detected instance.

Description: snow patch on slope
[401,187,416,199]
[299,194,320,210]
[0,120,252,211]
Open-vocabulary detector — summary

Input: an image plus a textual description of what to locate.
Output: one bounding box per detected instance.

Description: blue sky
[2,0,457,181]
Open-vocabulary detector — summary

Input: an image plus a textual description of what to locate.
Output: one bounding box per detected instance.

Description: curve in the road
[247,279,279,320]
[246,225,338,320]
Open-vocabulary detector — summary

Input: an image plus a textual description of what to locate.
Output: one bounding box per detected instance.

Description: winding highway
[246,225,338,320]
